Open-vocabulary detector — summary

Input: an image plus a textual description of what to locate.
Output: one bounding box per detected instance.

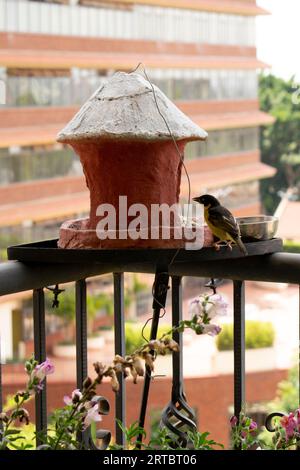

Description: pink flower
[63,388,83,406]
[249,420,257,433]
[63,395,72,405]
[207,293,228,319]
[230,415,238,428]
[280,413,297,439]
[83,404,102,429]
[295,409,300,429]
[31,358,54,383]
[189,298,202,316]
[202,323,222,337]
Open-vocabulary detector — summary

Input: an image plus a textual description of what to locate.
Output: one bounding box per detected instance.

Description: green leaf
[5,429,21,435]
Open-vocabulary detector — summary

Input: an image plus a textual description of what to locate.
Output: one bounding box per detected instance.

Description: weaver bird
[192,194,248,256]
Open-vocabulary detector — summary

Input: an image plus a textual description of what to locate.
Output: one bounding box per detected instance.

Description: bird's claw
[227,242,233,251]
[213,242,221,251]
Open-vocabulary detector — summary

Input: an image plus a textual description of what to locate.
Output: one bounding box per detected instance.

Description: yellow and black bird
[192,194,248,256]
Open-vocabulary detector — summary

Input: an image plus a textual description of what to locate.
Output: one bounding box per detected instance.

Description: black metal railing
[0,251,299,449]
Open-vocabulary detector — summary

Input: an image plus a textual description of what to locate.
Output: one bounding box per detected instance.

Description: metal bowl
[236,215,279,242]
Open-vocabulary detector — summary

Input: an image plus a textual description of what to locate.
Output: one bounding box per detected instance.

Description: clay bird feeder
[57,72,207,249]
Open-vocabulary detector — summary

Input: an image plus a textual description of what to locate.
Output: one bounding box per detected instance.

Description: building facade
[0,0,275,244]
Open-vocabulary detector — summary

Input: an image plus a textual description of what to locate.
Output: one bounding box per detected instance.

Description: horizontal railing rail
[1,252,300,297]
[0,251,299,449]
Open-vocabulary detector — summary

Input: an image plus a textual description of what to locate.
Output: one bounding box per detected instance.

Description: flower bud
[110,370,119,392]
[0,412,9,423]
[143,353,154,371]
[83,377,93,390]
[163,338,179,352]
[132,355,144,376]
[19,408,30,425]
[93,361,105,375]
[230,415,238,428]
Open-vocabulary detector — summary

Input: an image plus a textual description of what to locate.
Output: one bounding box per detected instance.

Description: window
[0,0,256,46]
[185,128,260,159]
[0,145,81,185]
[5,69,258,107]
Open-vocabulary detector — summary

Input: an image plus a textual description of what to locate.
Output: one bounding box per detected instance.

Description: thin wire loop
[127,64,194,368]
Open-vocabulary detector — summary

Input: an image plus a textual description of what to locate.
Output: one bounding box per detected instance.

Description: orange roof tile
[0,50,269,70]
[194,111,275,131]
[107,0,269,16]
[0,192,89,227]
[0,124,62,148]
[0,111,274,148]
[181,162,276,194]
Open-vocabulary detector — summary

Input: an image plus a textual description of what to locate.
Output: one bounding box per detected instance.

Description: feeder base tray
[7,238,283,266]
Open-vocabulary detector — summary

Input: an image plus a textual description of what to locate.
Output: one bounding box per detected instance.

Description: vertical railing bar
[172,276,183,396]
[297,285,300,451]
[233,280,245,432]
[113,273,126,447]
[33,288,47,447]
[0,334,2,413]
[136,272,169,448]
[76,279,88,389]
[0,342,2,434]
[75,279,88,448]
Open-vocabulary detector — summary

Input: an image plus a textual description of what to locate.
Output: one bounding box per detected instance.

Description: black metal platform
[7,238,283,267]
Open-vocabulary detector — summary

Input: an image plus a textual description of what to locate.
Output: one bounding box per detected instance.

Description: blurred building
[0,0,275,244]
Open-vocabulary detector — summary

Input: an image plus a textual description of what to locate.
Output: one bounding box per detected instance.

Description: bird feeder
[57,72,207,249]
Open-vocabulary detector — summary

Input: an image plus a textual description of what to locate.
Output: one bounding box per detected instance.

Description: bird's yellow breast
[204,206,234,242]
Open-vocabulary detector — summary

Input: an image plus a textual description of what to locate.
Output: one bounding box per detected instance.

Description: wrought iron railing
[0,250,299,448]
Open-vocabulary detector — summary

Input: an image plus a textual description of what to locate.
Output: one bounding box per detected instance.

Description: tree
[259,74,300,213]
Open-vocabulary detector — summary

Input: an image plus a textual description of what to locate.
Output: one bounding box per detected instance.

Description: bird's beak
[192,197,201,203]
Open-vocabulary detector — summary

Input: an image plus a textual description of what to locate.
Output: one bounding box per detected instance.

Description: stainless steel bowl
[236,215,279,241]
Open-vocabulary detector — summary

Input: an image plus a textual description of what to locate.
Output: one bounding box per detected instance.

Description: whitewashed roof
[57,72,207,143]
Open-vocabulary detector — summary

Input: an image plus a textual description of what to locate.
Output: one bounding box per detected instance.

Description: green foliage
[216,321,275,351]
[0,249,7,261]
[259,73,300,213]
[258,364,299,447]
[109,420,146,450]
[0,233,23,250]
[46,288,113,322]
[109,421,223,450]
[281,153,300,166]
[268,365,299,413]
[16,93,38,106]
[230,411,259,450]
[131,274,148,295]
[125,322,171,355]
[283,241,300,253]
[230,409,300,450]
[0,357,42,450]
[124,274,148,308]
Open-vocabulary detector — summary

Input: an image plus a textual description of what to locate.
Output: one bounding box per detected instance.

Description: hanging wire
[129,63,195,269]
[129,63,192,221]
[127,64,195,373]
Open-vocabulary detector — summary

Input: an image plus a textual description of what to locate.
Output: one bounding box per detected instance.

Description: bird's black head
[192,194,220,208]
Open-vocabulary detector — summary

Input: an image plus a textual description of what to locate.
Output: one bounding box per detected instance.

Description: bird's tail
[235,237,248,256]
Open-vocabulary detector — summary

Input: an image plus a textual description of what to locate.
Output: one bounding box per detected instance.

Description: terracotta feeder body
[57,72,207,249]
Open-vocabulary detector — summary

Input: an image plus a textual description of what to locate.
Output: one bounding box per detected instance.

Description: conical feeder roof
[57,71,207,143]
